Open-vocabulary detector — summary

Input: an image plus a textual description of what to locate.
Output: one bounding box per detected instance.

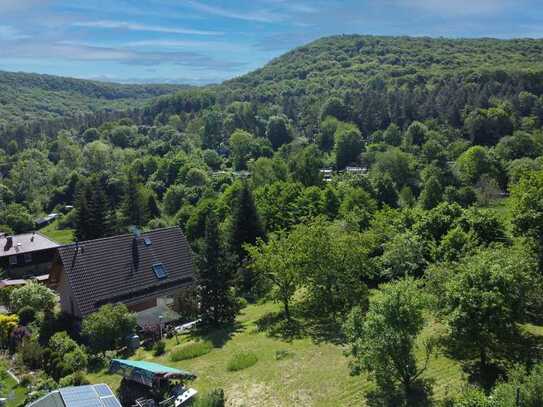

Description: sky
[0,0,542,85]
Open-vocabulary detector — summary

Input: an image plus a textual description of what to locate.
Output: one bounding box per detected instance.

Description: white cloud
[0,25,28,40]
[73,20,223,36]
[184,0,285,23]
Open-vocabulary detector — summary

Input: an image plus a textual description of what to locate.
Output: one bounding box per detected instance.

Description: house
[0,232,60,279]
[28,383,121,407]
[49,227,195,319]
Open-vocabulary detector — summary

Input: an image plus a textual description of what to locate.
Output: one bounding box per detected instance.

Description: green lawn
[39,220,74,244]
[88,302,466,406]
[1,373,27,407]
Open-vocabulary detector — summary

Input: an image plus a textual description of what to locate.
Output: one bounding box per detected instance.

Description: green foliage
[266,115,292,150]
[170,341,213,361]
[226,351,258,372]
[199,214,238,325]
[193,388,226,407]
[344,278,431,401]
[81,303,137,354]
[9,282,56,314]
[433,245,541,375]
[0,204,34,233]
[17,306,36,326]
[334,122,363,170]
[153,340,166,356]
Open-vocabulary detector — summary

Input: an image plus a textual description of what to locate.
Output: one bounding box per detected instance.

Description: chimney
[4,236,13,251]
[132,236,139,272]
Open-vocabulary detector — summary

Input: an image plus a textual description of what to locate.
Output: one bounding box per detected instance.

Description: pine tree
[122,173,149,227]
[74,177,115,241]
[74,181,92,241]
[228,183,265,261]
[88,176,115,238]
[198,214,237,326]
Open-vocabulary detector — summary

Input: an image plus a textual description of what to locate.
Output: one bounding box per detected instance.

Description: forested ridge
[0,70,186,144]
[4,35,543,405]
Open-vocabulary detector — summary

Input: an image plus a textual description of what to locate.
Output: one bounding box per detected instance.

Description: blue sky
[0,0,541,84]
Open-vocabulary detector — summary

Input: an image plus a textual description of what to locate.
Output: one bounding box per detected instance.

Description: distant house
[0,232,60,279]
[49,227,195,319]
[28,383,121,407]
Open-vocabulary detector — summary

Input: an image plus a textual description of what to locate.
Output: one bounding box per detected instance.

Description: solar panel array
[58,385,121,407]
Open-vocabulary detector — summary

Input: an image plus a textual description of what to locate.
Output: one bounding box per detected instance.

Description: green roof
[111,359,194,376]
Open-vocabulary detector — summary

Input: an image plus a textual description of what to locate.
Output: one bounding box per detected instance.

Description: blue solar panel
[60,386,102,407]
[94,384,113,397]
[152,263,167,279]
[101,396,122,407]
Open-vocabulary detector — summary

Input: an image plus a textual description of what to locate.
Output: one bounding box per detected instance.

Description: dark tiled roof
[57,227,194,317]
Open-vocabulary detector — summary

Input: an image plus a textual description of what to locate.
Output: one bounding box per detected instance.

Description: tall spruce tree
[74,180,92,241]
[228,183,265,261]
[122,172,149,227]
[74,176,115,241]
[198,214,237,326]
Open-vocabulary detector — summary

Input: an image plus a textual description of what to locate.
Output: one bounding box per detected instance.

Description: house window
[24,253,32,264]
[152,263,168,279]
[9,256,17,266]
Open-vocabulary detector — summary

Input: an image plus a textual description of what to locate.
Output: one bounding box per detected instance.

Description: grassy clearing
[226,351,258,372]
[170,341,214,361]
[39,220,74,244]
[88,302,472,406]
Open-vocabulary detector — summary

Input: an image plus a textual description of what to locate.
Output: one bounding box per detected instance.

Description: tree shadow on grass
[254,311,304,341]
[187,321,245,348]
[303,316,346,345]
[365,379,434,407]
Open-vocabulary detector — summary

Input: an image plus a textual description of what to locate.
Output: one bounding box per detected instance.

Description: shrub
[17,306,36,325]
[153,340,166,356]
[9,282,56,314]
[19,374,33,387]
[59,371,90,387]
[194,388,225,407]
[18,339,44,370]
[170,341,213,362]
[226,351,258,372]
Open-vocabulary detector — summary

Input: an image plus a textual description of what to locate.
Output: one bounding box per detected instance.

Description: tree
[9,282,56,314]
[0,314,18,348]
[202,111,223,149]
[344,278,432,402]
[288,145,323,186]
[334,123,363,170]
[380,231,429,280]
[266,115,291,150]
[320,97,349,121]
[229,129,270,171]
[246,232,300,321]
[382,123,402,146]
[228,183,265,261]
[404,121,428,146]
[1,203,34,234]
[74,176,115,241]
[372,173,398,208]
[438,246,540,377]
[318,116,339,152]
[81,304,137,354]
[419,175,443,209]
[198,214,237,326]
[122,172,150,227]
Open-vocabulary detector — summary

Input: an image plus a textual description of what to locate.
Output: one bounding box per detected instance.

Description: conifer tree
[198,214,237,325]
[74,176,115,241]
[122,173,149,227]
[74,181,92,241]
[228,183,265,261]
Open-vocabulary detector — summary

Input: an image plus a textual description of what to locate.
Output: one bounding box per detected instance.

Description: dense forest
[3,35,543,405]
[0,70,186,147]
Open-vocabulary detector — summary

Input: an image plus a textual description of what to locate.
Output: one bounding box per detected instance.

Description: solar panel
[94,384,113,397]
[60,386,102,407]
[101,396,122,407]
[144,237,152,246]
[152,263,167,279]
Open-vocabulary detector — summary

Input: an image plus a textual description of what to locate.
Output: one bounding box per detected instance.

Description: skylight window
[144,237,152,247]
[152,263,167,279]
